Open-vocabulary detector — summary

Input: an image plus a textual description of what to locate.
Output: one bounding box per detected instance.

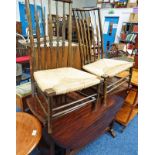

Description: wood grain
[115,87,138,126]
[16,112,42,155]
[27,90,126,150]
[125,89,137,105]
[115,104,138,125]
[36,45,81,70]
[16,22,22,34]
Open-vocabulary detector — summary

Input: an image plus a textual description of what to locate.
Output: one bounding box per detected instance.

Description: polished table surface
[16,112,42,155]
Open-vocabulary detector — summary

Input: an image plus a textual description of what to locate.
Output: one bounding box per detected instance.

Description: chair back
[25,0,73,81]
[16,33,28,57]
[73,8,104,66]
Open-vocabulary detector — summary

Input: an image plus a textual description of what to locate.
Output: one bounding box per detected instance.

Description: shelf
[125,89,137,106]
[121,32,138,34]
[115,85,138,126]
[115,104,138,126]
[120,40,135,44]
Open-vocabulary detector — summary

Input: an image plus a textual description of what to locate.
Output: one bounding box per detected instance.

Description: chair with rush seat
[73,8,134,105]
[25,0,103,134]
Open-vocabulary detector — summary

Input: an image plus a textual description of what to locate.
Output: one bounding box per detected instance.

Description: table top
[16,112,42,155]
[27,90,126,149]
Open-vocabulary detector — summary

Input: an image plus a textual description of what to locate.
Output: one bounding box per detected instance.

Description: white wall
[100,8,134,43]
[83,0,97,8]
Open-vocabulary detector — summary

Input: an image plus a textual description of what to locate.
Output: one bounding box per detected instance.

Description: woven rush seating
[34,67,100,95]
[83,58,133,77]
[73,8,134,106]
[25,0,104,134]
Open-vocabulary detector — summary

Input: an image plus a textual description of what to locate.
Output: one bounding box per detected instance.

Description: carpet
[77,115,138,155]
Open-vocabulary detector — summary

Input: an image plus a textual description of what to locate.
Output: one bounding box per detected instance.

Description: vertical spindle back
[73,8,104,66]
[25,0,73,83]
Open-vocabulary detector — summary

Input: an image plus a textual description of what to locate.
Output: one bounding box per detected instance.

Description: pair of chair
[25,0,133,133]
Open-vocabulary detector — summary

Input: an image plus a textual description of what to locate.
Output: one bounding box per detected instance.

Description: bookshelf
[120,22,138,53]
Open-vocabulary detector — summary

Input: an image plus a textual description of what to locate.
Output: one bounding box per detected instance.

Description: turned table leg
[109,120,116,138]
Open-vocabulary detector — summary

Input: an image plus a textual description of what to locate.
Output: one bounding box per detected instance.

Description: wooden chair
[25,0,103,134]
[16,112,42,155]
[73,8,134,105]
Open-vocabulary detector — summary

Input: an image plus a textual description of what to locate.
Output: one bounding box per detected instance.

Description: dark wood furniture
[24,2,132,154]
[16,112,42,155]
[27,88,126,155]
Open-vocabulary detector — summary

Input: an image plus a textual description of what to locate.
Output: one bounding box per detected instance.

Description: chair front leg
[103,77,107,106]
[47,96,53,134]
[95,83,101,111]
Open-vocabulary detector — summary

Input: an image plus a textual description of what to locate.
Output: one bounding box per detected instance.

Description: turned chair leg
[95,83,102,110]
[102,77,107,106]
[47,96,53,134]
